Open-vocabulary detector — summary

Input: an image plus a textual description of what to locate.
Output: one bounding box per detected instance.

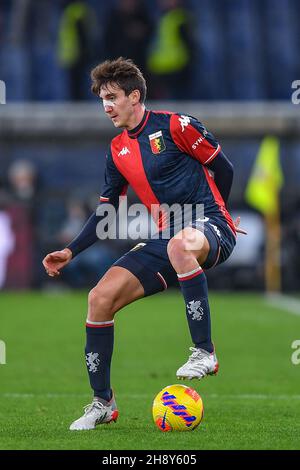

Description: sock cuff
[86,319,114,328]
[177,266,203,281]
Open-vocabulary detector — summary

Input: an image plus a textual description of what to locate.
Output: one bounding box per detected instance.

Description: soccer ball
[152,384,204,432]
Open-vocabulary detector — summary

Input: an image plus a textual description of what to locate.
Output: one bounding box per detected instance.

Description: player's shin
[85,320,114,402]
[177,267,214,353]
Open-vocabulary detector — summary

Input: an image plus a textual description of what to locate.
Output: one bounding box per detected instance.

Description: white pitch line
[2,393,300,400]
[0,393,149,399]
[265,293,300,317]
[1,393,90,399]
[207,394,300,400]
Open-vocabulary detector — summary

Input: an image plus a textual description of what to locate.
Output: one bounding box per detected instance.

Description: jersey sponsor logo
[148,130,166,154]
[178,115,190,132]
[192,136,205,149]
[118,147,130,156]
[187,300,204,321]
[192,129,208,149]
[195,216,210,223]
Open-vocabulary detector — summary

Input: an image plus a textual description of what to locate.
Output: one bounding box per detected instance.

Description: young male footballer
[43,57,245,430]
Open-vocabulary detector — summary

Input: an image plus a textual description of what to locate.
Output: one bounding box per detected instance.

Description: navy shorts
[113,216,236,297]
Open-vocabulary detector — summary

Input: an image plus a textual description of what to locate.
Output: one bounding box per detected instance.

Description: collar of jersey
[127,109,150,139]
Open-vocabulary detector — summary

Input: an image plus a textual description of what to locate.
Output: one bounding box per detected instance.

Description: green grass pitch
[0,291,299,450]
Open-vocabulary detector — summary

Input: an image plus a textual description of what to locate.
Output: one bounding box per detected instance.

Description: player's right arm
[42,149,128,277]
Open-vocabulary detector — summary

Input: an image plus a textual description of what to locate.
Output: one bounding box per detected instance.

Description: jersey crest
[148,131,166,155]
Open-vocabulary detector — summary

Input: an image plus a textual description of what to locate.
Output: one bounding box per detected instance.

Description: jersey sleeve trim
[203,144,221,164]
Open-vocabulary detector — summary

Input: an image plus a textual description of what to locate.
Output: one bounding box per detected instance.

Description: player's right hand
[42,248,72,277]
[233,216,248,235]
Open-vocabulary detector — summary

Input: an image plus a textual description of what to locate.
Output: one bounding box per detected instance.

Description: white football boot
[69,394,119,430]
[176,347,219,380]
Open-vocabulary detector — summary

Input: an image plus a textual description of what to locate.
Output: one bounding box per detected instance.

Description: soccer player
[43,57,245,430]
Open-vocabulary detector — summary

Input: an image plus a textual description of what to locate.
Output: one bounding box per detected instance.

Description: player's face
[99,83,137,129]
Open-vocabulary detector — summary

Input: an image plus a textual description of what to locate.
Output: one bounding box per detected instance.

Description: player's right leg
[70,266,145,430]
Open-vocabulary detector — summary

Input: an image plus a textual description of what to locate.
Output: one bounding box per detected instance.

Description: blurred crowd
[0,0,299,101]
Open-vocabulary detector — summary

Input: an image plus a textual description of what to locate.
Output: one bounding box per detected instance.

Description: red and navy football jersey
[100,110,235,234]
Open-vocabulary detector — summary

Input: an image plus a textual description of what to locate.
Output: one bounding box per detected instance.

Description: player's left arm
[206,151,233,204]
[170,114,247,234]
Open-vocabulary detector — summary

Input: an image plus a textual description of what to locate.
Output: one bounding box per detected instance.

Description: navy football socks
[85,320,114,402]
[178,266,214,353]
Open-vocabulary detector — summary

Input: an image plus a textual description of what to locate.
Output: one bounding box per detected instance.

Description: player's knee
[88,287,115,322]
[167,233,209,271]
[167,238,190,266]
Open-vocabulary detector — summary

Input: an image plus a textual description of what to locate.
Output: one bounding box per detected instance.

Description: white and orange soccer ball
[152,384,204,432]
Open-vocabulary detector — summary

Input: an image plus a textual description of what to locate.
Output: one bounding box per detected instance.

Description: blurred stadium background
[0,0,299,293]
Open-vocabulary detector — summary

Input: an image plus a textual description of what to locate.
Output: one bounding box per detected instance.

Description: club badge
[149,131,166,155]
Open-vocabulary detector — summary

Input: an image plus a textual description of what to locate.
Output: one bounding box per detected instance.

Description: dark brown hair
[91,57,147,103]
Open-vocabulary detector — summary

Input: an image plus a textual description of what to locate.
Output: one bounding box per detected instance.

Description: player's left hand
[234,216,247,235]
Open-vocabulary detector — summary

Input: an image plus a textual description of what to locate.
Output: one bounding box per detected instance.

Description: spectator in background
[8,159,38,205]
[6,159,39,288]
[146,0,195,100]
[57,0,98,100]
[103,0,153,74]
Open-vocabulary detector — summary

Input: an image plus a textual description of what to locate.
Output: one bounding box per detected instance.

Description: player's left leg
[167,226,219,379]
